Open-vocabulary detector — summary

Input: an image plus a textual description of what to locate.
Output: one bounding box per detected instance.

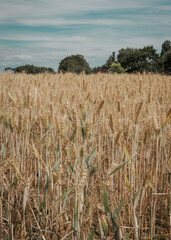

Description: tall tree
[161,40,171,74]
[117,48,139,73]
[117,46,161,73]
[58,54,91,74]
[161,40,171,56]
[105,52,115,69]
[162,50,171,74]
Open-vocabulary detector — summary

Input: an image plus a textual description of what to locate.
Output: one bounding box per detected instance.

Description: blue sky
[0,0,171,72]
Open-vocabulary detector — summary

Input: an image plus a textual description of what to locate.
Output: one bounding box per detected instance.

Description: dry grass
[0,72,171,239]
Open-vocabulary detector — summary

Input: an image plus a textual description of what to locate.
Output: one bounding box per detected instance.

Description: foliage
[4,40,171,75]
[92,65,108,73]
[104,51,115,69]
[161,40,171,56]
[109,62,125,73]
[117,46,162,73]
[5,65,55,74]
[160,40,171,74]
[58,54,91,74]
[162,49,171,74]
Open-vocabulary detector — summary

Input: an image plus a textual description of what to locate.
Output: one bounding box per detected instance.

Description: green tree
[117,46,161,73]
[117,48,139,73]
[160,40,171,74]
[58,54,91,74]
[161,40,171,56]
[4,67,15,72]
[5,65,55,74]
[162,49,171,74]
[139,46,162,73]
[109,63,125,73]
[105,52,115,69]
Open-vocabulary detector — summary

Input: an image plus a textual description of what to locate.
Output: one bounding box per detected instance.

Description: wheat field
[0,72,171,239]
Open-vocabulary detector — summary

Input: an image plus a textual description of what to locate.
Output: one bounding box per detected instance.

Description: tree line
[5,65,55,74]
[5,40,171,74]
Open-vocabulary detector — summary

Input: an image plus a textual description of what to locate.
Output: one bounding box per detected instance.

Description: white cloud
[1,62,9,66]
[0,0,166,25]
[13,55,33,60]
[0,34,92,42]
[18,18,134,27]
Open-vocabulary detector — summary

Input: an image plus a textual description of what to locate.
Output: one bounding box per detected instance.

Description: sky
[0,0,171,72]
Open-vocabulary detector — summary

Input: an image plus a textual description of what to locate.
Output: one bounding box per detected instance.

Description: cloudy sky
[0,0,171,72]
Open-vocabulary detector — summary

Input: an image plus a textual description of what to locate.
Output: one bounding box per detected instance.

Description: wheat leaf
[105,158,131,181]
[103,184,110,213]
[49,188,73,208]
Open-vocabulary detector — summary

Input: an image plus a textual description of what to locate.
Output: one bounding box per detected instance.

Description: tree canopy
[162,49,171,74]
[161,40,171,56]
[58,54,91,74]
[5,65,55,74]
[117,46,161,73]
[161,40,171,74]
